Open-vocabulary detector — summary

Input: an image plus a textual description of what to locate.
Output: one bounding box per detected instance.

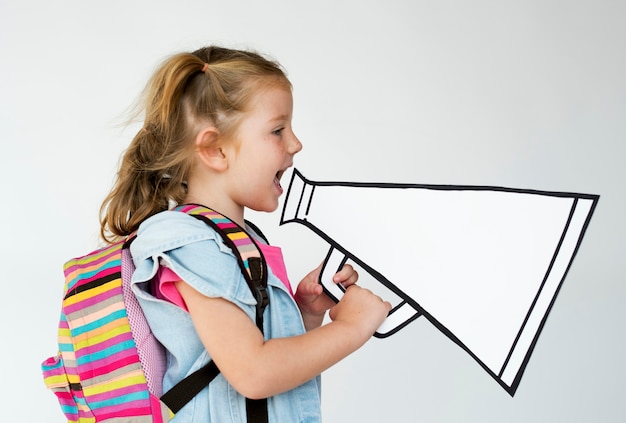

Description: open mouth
[274,166,293,193]
[274,170,284,189]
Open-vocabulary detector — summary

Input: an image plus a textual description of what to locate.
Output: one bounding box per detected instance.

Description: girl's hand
[295,262,359,330]
[329,285,391,339]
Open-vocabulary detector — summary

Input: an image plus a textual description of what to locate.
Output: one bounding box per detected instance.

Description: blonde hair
[100,46,291,243]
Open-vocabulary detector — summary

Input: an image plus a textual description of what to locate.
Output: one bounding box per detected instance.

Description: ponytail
[100,46,290,243]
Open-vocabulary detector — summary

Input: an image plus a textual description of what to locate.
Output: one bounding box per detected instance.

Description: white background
[1,1,624,421]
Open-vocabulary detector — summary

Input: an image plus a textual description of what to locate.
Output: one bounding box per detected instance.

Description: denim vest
[130,210,322,422]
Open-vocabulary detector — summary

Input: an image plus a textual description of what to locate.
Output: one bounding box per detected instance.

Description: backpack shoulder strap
[173,204,269,328]
[162,205,269,422]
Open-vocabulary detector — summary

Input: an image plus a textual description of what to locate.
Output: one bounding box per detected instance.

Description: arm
[175,279,390,400]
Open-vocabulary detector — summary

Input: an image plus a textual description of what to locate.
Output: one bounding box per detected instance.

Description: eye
[272,127,284,136]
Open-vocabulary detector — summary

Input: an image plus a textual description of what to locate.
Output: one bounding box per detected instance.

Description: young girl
[100,45,391,422]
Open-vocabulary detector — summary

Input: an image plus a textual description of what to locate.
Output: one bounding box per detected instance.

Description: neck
[184,162,247,227]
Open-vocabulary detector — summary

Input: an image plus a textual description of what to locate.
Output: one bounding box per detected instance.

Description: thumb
[295,281,323,303]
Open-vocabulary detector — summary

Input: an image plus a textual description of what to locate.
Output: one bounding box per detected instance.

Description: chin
[250,201,279,214]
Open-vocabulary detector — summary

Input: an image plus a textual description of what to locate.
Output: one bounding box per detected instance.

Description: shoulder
[130,210,233,261]
[130,210,256,305]
[139,209,206,234]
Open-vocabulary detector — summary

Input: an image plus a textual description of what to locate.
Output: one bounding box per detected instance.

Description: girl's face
[224,84,302,214]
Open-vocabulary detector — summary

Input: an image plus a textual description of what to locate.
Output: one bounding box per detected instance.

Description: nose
[289,131,303,155]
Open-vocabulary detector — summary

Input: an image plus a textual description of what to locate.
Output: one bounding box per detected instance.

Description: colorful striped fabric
[41,205,266,422]
[42,239,172,423]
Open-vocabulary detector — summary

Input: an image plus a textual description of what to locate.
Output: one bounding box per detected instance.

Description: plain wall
[1,1,624,421]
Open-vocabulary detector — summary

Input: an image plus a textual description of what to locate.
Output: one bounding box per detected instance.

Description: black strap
[248,256,269,329]
[244,256,269,423]
[161,360,220,413]
[246,398,269,423]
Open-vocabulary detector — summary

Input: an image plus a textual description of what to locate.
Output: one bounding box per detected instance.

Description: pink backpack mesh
[121,247,167,397]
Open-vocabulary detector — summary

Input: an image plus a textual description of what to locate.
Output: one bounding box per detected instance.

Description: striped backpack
[41,204,270,423]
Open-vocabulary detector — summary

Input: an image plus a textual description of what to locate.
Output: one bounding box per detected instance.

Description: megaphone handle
[319,246,421,338]
[319,246,348,303]
[375,302,420,338]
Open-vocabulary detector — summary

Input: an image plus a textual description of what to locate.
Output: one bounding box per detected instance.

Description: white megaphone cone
[280,168,599,395]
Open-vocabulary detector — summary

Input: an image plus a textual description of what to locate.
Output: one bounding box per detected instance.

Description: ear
[195,126,227,171]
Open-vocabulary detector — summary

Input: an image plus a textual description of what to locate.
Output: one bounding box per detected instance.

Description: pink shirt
[153,243,294,311]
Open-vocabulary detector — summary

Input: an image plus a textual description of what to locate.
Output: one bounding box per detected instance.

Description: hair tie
[201,63,209,73]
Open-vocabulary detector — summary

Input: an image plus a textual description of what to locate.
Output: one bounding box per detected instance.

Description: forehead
[244,83,294,117]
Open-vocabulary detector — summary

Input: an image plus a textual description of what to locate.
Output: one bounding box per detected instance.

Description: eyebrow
[268,114,290,123]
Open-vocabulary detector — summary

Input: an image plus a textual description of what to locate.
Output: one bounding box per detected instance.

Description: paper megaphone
[280,168,599,395]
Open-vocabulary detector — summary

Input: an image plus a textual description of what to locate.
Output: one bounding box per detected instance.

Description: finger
[341,269,359,287]
[307,283,323,296]
[332,264,353,281]
[295,281,323,298]
[333,264,358,284]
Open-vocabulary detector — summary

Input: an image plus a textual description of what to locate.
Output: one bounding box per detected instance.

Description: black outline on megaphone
[280,168,599,395]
